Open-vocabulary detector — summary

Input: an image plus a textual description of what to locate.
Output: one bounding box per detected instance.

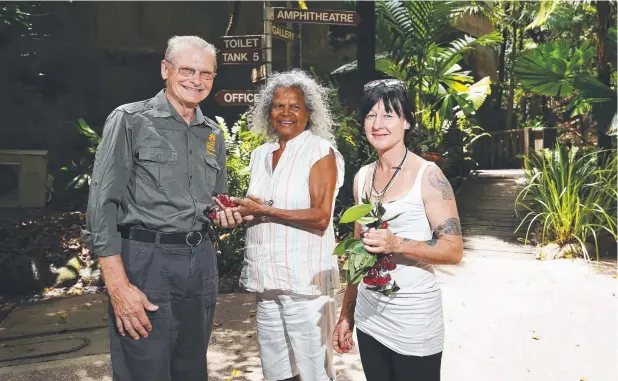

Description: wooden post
[523,127,530,155]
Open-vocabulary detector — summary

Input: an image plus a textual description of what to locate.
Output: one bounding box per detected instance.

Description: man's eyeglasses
[166,60,216,81]
[364,79,406,91]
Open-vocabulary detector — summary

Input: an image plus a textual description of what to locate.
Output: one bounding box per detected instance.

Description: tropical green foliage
[515,142,617,261]
[60,119,101,190]
[374,0,502,149]
[515,37,617,126]
[213,114,263,275]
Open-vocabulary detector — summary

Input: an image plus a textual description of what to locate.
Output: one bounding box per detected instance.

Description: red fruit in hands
[386,261,396,271]
[216,194,237,208]
[207,210,217,220]
[381,221,389,229]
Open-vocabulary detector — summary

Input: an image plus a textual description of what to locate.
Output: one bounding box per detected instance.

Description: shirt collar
[268,130,311,153]
[152,89,206,126]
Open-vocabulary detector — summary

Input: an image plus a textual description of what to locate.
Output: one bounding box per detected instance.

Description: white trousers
[256,290,336,381]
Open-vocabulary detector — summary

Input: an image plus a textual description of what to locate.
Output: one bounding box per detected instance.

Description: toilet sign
[215,90,258,107]
[219,35,264,66]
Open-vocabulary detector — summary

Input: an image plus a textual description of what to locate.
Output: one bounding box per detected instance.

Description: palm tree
[520,0,617,148]
[374,0,503,147]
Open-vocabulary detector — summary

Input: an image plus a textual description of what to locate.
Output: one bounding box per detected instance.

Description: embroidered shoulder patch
[206,134,217,156]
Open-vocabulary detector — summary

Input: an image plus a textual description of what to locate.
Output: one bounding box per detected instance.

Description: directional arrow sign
[272,24,296,42]
[270,7,360,26]
[215,90,259,107]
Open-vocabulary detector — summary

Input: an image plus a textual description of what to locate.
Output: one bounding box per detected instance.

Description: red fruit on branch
[368,268,378,278]
[207,210,217,220]
[386,261,396,271]
[381,221,389,229]
[363,276,376,286]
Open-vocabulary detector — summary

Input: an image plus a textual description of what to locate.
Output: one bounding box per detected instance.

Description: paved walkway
[1,170,616,381]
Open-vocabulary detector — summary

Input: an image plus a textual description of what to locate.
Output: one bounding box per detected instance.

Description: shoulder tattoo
[428,169,454,200]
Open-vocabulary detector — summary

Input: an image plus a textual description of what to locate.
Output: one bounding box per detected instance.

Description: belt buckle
[185,231,203,247]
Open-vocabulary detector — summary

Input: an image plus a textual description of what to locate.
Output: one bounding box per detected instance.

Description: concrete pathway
[1,170,616,381]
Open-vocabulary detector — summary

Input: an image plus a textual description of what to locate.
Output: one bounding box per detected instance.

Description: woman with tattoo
[333,79,463,381]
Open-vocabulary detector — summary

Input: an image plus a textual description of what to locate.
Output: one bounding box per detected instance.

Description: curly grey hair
[165,36,217,69]
[248,69,335,143]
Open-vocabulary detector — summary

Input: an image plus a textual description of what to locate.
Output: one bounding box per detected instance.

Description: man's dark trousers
[109,236,218,381]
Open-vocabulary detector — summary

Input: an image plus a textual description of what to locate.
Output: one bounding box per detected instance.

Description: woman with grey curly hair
[214,69,345,381]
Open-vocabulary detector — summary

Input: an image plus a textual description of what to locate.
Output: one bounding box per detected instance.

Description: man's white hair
[165,36,217,69]
[249,69,335,143]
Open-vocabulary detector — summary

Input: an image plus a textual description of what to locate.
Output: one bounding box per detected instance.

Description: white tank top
[354,160,444,356]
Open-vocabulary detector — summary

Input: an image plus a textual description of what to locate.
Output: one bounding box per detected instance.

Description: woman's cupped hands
[212,195,267,229]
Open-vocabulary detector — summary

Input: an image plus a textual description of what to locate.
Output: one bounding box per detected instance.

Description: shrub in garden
[515,141,617,261]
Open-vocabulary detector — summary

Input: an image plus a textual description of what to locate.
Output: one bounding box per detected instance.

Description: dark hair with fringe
[359,79,415,128]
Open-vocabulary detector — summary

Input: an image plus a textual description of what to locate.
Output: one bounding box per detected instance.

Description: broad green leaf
[333,236,356,256]
[340,204,373,224]
[357,216,378,225]
[346,240,369,256]
[352,252,365,269]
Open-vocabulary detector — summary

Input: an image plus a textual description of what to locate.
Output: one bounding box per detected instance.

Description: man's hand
[212,197,244,229]
[362,227,401,254]
[108,283,159,340]
[333,318,355,354]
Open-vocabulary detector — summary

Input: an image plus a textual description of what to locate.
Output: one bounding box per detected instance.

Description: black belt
[118,225,207,247]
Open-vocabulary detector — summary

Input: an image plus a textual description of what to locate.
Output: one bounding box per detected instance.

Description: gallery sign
[271,24,296,41]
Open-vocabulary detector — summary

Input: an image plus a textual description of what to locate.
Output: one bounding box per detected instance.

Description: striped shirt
[239,130,345,295]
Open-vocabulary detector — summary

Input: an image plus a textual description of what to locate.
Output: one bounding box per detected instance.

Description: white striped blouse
[239,130,345,295]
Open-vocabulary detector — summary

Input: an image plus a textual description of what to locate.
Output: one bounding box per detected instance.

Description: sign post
[215,90,258,107]
[264,2,273,76]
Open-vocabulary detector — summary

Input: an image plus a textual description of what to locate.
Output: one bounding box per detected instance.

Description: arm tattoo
[346,301,356,314]
[428,169,454,200]
[435,217,462,236]
[425,239,437,246]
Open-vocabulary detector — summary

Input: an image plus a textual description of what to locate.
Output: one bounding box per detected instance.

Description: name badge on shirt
[206,134,216,156]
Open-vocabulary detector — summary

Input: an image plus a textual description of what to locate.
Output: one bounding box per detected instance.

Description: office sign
[215,90,258,107]
[272,24,295,42]
[271,7,360,26]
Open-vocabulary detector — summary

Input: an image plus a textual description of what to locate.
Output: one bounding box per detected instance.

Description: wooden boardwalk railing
[471,127,558,169]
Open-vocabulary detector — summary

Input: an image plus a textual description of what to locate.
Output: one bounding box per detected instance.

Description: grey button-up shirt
[82,90,227,257]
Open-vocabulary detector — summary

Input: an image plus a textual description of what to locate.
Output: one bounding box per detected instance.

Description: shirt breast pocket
[202,153,220,192]
[137,147,178,190]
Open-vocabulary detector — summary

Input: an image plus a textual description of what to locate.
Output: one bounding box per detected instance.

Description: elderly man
[82,36,226,381]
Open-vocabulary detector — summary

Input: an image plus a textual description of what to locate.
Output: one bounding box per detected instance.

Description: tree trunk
[505,23,517,131]
[356,1,376,89]
[496,27,508,108]
[518,24,527,124]
[496,3,510,109]
[224,1,241,36]
[595,0,612,150]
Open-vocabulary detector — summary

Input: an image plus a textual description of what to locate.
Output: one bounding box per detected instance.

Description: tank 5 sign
[219,35,264,66]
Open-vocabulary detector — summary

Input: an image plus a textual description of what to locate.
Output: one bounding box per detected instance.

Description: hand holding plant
[334,197,402,295]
